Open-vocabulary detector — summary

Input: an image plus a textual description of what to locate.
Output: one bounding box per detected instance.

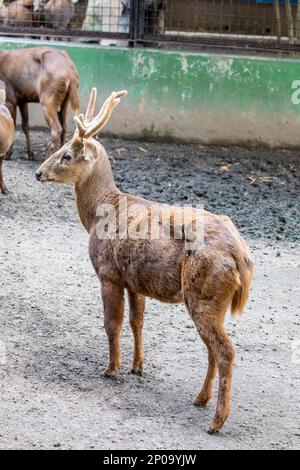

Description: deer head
[36,88,127,185]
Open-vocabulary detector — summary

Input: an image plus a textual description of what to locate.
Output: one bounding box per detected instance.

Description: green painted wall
[1,38,300,147]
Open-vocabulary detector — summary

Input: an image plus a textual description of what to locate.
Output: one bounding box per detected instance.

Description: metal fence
[1,1,300,54]
[0,0,129,40]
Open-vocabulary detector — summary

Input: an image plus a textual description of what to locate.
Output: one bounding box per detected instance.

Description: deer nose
[36,171,43,181]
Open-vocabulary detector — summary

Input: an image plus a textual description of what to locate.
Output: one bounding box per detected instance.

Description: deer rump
[32,48,78,112]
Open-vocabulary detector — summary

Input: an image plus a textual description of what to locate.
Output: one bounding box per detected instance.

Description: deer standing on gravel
[36,89,253,433]
[0,89,14,194]
[0,46,79,159]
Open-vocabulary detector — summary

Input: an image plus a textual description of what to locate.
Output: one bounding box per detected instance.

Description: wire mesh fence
[0,1,300,55]
[0,0,129,39]
[143,1,299,38]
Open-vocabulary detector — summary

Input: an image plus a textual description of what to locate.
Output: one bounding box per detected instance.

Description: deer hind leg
[101,281,125,378]
[19,102,34,160]
[0,157,8,194]
[128,291,145,375]
[192,314,235,433]
[58,98,69,146]
[41,101,62,158]
[182,260,237,433]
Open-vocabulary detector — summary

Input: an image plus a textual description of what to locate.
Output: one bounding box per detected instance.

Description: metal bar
[129,0,137,45]
[285,0,295,44]
[274,0,282,42]
[137,0,146,40]
[296,0,300,40]
[0,27,129,40]
[141,32,300,52]
[128,0,146,47]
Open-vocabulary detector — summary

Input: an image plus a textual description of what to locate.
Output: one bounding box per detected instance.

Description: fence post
[296,0,300,41]
[274,0,282,43]
[129,0,145,47]
[138,0,146,39]
[285,0,295,44]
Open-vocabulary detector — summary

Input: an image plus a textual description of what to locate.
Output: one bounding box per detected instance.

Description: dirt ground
[0,130,299,450]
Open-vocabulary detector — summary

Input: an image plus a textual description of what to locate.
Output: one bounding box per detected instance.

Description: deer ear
[83,138,99,162]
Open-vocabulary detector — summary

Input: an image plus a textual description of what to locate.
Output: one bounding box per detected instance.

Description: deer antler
[85,87,97,122]
[73,89,127,144]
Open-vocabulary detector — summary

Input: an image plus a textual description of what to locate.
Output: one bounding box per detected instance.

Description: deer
[44,0,74,29]
[36,88,254,433]
[33,0,75,29]
[0,46,80,160]
[0,0,34,27]
[0,89,15,194]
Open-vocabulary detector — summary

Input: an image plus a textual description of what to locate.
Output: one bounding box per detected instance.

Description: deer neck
[75,152,120,233]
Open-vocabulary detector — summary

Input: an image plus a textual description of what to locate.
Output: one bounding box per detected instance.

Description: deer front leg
[128,291,145,375]
[0,156,8,194]
[19,102,34,160]
[101,281,124,378]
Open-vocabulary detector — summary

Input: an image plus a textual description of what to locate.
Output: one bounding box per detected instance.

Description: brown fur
[36,90,254,433]
[0,46,80,159]
[44,0,74,29]
[0,89,15,194]
[0,0,33,27]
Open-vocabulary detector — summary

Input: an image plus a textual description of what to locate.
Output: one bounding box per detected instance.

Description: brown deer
[0,46,80,160]
[45,0,74,29]
[0,89,15,194]
[36,89,253,433]
[0,0,34,27]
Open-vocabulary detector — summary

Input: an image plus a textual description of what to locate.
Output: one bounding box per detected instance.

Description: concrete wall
[1,38,300,148]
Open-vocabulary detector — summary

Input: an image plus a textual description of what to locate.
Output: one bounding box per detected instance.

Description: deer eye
[62,153,72,163]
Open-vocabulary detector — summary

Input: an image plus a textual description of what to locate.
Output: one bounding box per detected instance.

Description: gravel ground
[0,130,299,450]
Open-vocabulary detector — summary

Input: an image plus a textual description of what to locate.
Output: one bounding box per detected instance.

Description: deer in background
[0,46,79,159]
[0,0,34,27]
[44,0,74,29]
[0,89,14,194]
[33,0,75,29]
[36,88,253,433]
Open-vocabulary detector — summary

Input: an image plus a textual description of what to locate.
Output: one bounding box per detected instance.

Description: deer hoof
[207,416,226,434]
[1,187,10,195]
[103,367,119,379]
[207,426,220,435]
[193,394,211,407]
[131,366,143,376]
